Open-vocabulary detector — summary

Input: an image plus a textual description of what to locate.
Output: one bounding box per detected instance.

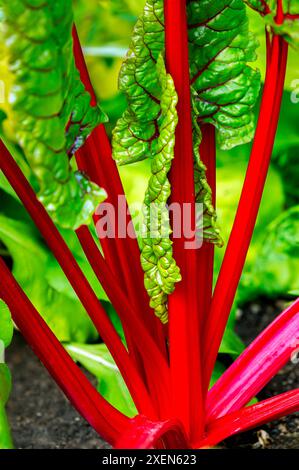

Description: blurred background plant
[0,0,298,421]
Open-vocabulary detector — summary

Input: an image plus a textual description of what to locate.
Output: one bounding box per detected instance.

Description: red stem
[76,226,172,419]
[164,0,204,440]
[0,140,155,419]
[116,415,190,449]
[207,298,299,421]
[198,125,216,339]
[276,0,284,24]
[0,257,129,446]
[72,27,166,353]
[200,389,299,448]
[203,36,288,390]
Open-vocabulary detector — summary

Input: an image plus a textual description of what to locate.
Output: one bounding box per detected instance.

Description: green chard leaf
[140,55,181,323]
[0,213,98,343]
[66,343,136,418]
[188,0,261,149]
[112,0,164,164]
[112,0,228,321]
[0,0,107,229]
[244,0,270,14]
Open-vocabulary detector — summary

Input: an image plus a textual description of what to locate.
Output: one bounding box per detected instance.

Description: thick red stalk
[0,257,129,445]
[200,389,299,448]
[198,124,216,336]
[164,0,204,440]
[76,226,172,419]
[73,27,166,352]
[116,415,190,449]
[276,0,284,24]
[0,140,155,419]
[203,35,288,390]
[207,298,299,420]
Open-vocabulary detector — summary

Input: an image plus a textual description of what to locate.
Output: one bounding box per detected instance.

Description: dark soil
[6,299,299,449]
[6,335,109,449]
[224,299,299,449]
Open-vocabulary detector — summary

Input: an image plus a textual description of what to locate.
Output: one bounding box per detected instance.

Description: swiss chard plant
[0,0,299,449]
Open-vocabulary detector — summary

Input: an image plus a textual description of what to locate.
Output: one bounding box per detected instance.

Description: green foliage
[112,1,182,323]
[273,147,299,207]
[0,0,107,229]
[0,209,99,343]
[112,0,261,320]
[0,301,13,449]
[241,206,299,300]
[192,101,223,246]
[246,0,299,47]
[244,0,267,13]
[66,343,136,417]
[140,56,181,323]
[112,0,220,245]
[0,301,13,349]
[215,160,287,297]
[112,0,165,165]
[266,15,299,48]
[188,0,261,149]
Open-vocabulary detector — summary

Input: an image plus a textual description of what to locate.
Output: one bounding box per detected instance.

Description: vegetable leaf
[66,343,136,417]
[0,301,13,349]
[241,206,299,300]
[112,0,228,318]
[188,0,261,149]
[112,0,164,165]
[244,0,270,14]
[0,214,98,343]
[140,55,181,323]
[0,0,107,229]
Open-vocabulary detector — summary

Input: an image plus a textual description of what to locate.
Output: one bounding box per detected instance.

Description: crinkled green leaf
[0,214,98,343]
[140,55,181,324]
[66,343,136,418]
[188,0,261,149]
[0,0,107,229]
[112,0,223,320]
[112,0,164,165]
[113,0,260,318]
[244,0,270,14]
[192,94,223,247]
